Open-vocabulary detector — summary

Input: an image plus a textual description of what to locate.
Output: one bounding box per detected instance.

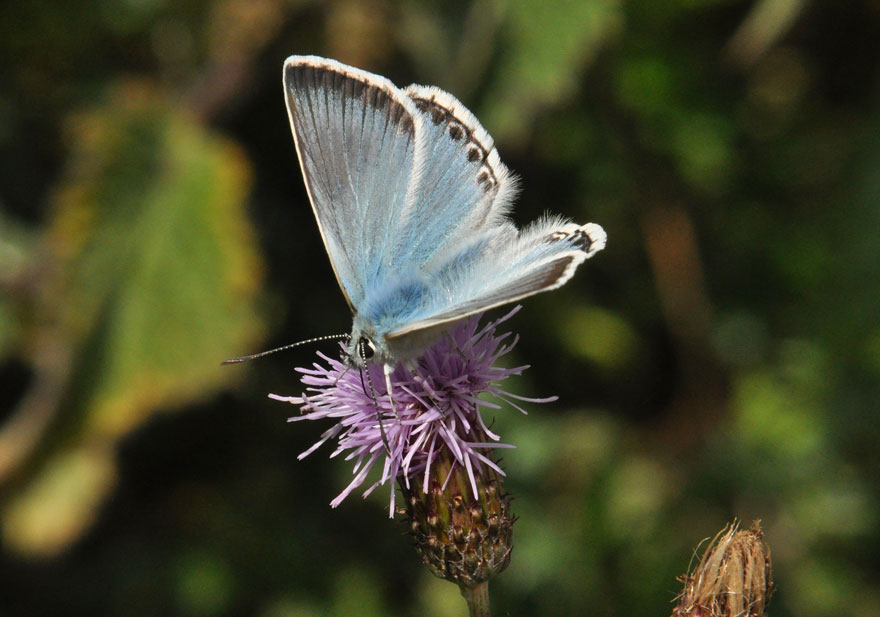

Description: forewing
[386,218,607,340]
[283,56,424,310]
[389,85,517,269]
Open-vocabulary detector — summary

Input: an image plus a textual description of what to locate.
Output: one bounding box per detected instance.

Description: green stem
[460,581,490,617]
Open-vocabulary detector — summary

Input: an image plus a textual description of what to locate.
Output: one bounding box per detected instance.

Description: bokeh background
[1,1,879,615]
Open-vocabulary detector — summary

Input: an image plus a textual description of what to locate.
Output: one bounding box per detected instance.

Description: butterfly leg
[412,374,446,417]
[447,332,469,362]
[358,365,392,455]
[384,363,402,423]
[332,365,351,387]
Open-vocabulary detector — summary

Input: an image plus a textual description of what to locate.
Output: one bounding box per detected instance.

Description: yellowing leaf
[49,81,264,438]
[1,82,266,556]
[2,446,116,556]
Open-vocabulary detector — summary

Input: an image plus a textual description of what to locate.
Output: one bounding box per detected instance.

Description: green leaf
[2,82,265,556]
[483,0,623,142]
[48,81,264,438]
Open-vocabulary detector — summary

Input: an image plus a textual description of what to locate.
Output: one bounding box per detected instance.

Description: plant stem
[460,581,490,617]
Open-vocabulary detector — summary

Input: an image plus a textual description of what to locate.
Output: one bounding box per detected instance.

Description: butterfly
[280,55,605,381]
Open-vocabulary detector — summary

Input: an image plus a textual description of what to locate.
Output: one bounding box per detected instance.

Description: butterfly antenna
[359,351,392,456]
[221,334,350,365]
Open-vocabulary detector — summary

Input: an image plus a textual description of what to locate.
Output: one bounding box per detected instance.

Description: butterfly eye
[358,337,376,360]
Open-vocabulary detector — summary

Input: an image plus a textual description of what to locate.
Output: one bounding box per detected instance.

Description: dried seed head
[674,520,773,617]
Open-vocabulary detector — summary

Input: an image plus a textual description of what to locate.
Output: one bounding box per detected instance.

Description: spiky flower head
[271,308,552,588]
[270,306,551,514]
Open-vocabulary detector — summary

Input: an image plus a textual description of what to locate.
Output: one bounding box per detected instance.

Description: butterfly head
[345,322,388,368]
[355,335,377,364]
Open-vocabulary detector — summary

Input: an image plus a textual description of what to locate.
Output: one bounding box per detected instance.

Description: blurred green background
[1,0,879,615]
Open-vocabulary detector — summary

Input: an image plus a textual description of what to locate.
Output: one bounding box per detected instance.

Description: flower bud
[401,450,514,588]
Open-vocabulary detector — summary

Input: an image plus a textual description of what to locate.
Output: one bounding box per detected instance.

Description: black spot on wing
[547,226,596,253]
[409,94,500,193]
[569,227,596,252]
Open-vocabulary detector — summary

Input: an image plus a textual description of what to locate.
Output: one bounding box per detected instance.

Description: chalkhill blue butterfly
[229,56,606,397]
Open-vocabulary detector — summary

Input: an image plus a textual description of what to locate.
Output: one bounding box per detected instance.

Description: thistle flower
[270,306,552,516]
[272,306,554,609]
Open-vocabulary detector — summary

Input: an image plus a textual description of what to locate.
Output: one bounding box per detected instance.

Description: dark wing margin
[388,85,518,271]
[386,221,607,340]
[283,56,424,311]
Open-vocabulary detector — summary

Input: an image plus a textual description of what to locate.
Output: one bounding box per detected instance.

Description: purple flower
[269,306,554,515]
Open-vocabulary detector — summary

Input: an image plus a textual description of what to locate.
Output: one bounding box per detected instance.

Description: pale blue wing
[385,218,607,343]
[284,56,607,361]
[389,85,518,270]
[283,56,425,310]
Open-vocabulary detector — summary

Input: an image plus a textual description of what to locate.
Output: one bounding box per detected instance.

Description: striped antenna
[221,333,350,365]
